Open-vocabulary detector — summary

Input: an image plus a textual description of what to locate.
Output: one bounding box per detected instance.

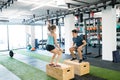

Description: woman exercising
[46,24,62,67]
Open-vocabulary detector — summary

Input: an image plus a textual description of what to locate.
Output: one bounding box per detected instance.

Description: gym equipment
[80,13,83,22]
[112,50,120,63]
[31,47,36,51]
[9,50,14,58]
[116,22,120,50]
[35,39,39,49]
[27,44,32,50]
[100,26,102,30]
[38,39,47,50]
[84,17,102,58]
[46,63,74,80]
[64,60,90,76]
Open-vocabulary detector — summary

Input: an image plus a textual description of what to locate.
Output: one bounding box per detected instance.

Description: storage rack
[84,17,102,58]
[116,18,120,50]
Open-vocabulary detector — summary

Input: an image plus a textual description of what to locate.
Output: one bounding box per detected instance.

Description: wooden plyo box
[46,63,74,80]
[64,60,90,76]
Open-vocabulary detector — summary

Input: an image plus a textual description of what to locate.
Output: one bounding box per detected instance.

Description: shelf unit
[116,29,120,49]
[84,17,102,58]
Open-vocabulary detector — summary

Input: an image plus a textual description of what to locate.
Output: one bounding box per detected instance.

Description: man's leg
[69,47,77,60]
[77,47,83,63]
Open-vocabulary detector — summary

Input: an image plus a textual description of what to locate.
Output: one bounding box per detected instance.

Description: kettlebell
[9,50,14,58]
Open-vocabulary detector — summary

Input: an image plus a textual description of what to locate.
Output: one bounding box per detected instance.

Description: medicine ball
[9,50,14,58]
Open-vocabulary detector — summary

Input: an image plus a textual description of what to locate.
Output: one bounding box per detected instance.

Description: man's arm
[72,42,75,47]
[53,33,60,48]
[78,40,86,50]
[81,40,86,47]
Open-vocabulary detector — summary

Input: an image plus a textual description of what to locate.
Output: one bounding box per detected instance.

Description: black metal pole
[97,18,101,57]
[84,19,87,55]
[94,18,102,58]
[42,25,43,49]
[58,23,62,47]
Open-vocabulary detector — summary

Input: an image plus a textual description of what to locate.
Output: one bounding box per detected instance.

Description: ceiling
[0,0,68,21]
[0,0,119,24]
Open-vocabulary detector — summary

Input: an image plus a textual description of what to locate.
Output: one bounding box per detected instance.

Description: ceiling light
[18,0,33,4]
[56,0,66,6]
[47,4,68,9]
[31,0,67,11]
[30,0,54,11]
[18,0,41,4]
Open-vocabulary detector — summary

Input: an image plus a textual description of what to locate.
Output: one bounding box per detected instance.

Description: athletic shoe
[71,57,77,61]
[49,63,54,66]
[53,64,61,67]
[83,56,87,60]
[79,59,83,63]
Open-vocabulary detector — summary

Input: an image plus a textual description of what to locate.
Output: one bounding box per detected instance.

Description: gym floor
[0,49,120,80]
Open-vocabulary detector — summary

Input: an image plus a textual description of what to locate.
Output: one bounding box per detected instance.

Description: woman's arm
[53,33,60,49]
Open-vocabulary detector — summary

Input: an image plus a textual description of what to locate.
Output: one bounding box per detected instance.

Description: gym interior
[0,0,120,80]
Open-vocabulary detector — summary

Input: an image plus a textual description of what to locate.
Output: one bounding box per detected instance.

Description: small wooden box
[64,60,90,76]
[46,63,74,80]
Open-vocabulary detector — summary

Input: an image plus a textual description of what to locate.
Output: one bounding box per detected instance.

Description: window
[9,25,26,49]
[0,25,8,50]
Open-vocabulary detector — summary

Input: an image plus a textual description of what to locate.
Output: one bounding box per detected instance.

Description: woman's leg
[46,45,57,65]
[50,53,56,64]
[51,48,62,66]
[55,50,62,65]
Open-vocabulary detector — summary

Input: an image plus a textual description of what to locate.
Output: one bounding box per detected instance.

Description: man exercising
[69,29,86,63]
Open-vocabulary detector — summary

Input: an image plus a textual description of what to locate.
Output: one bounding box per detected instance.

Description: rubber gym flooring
[0,49,120,80]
